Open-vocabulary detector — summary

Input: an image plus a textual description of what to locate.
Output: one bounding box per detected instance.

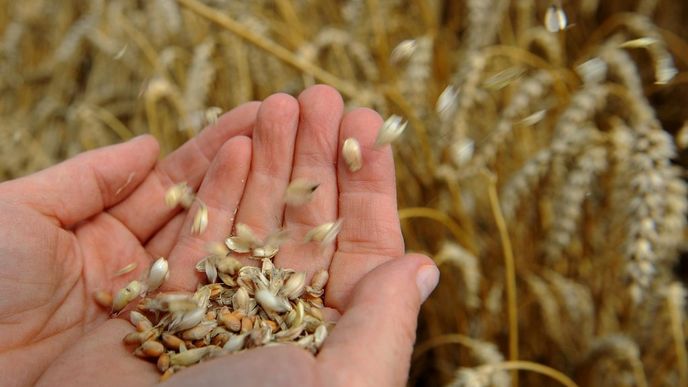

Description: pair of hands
[0,85,438,387]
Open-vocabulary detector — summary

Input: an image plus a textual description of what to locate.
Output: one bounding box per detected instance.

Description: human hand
[0,85,439,387]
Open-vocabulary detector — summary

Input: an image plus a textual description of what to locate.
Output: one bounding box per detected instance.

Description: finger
[0,135,159,228]
[108,101,260,242]
[316,254,439,387]
[326,108,405,309]
[276,85,343,273]
[234,93,299,241]
[165,136,253,291]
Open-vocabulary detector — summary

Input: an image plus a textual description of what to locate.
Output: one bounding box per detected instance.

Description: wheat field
[1,1,687,386]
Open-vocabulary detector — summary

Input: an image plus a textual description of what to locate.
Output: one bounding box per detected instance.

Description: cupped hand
[0,85,438,387]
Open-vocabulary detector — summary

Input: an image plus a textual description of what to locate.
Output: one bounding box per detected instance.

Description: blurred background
[1,0,687,386]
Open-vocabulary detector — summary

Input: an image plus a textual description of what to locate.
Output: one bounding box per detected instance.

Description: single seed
[280,272,306,300]
[113,262,137,277]
[655,53,677,85]
[205,258,218,283]
[264,320,278,333]
[342,138,362,172]
[233,287,250,312]
[307,297,324,308]
[211,331,231,347]
[576,57,607,84]
[169,308,205,332]
[204,107,223,125]
[218,272,236,287]
[93,290,113,308]
[140,329,160,343]
[160,368,174,382]
[517,110,547,127]
[308,305,324,321]
[130,311,150,327]
[544,4,567,32]
[224,333,248,352]
[375,115,407,147]
[619,37,658,48]
[275,323,306,341]
[236,223,261,246]
[219,311,242,332]
[314,324,328,347]
[304,219,343,246]
[123,331,143,345]
[191,202,208,235]
[112,280,143,313]
[146,257,169,292]
[215,256,242,275]
[170,347,215,366]
[284,179,319,206]
[165,182,194,208]
[162,333,185,350]
[253,229,290,259]
[436,85,459,120]
[310,269,330,292]
[482,67,525,90]
[205,241,230,257]
[181,321,217,340]
[225,236,251,253]
[113,44,128,60]
[136,320,154,332]
[449,139,474,167]
[256,289,291,313]
[141,340,165,357]
[390,39,417,63]
[157,353,171,372]
[241,316,253,333]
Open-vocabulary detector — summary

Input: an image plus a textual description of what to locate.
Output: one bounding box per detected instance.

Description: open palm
[0,86,436,387]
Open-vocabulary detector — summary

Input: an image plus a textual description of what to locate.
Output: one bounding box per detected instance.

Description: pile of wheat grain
[1,1,687,386]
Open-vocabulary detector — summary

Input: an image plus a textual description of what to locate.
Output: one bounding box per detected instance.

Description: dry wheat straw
[665,283,688,386]
[486,173,518,386]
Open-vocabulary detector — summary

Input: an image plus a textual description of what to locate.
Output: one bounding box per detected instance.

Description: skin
[0,85,438,387]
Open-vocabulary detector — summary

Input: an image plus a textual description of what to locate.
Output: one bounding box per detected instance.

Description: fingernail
[416,265,439,303]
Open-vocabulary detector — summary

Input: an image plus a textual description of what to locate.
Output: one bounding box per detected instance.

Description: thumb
[0,134,159,227]
[316,253,439,387]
